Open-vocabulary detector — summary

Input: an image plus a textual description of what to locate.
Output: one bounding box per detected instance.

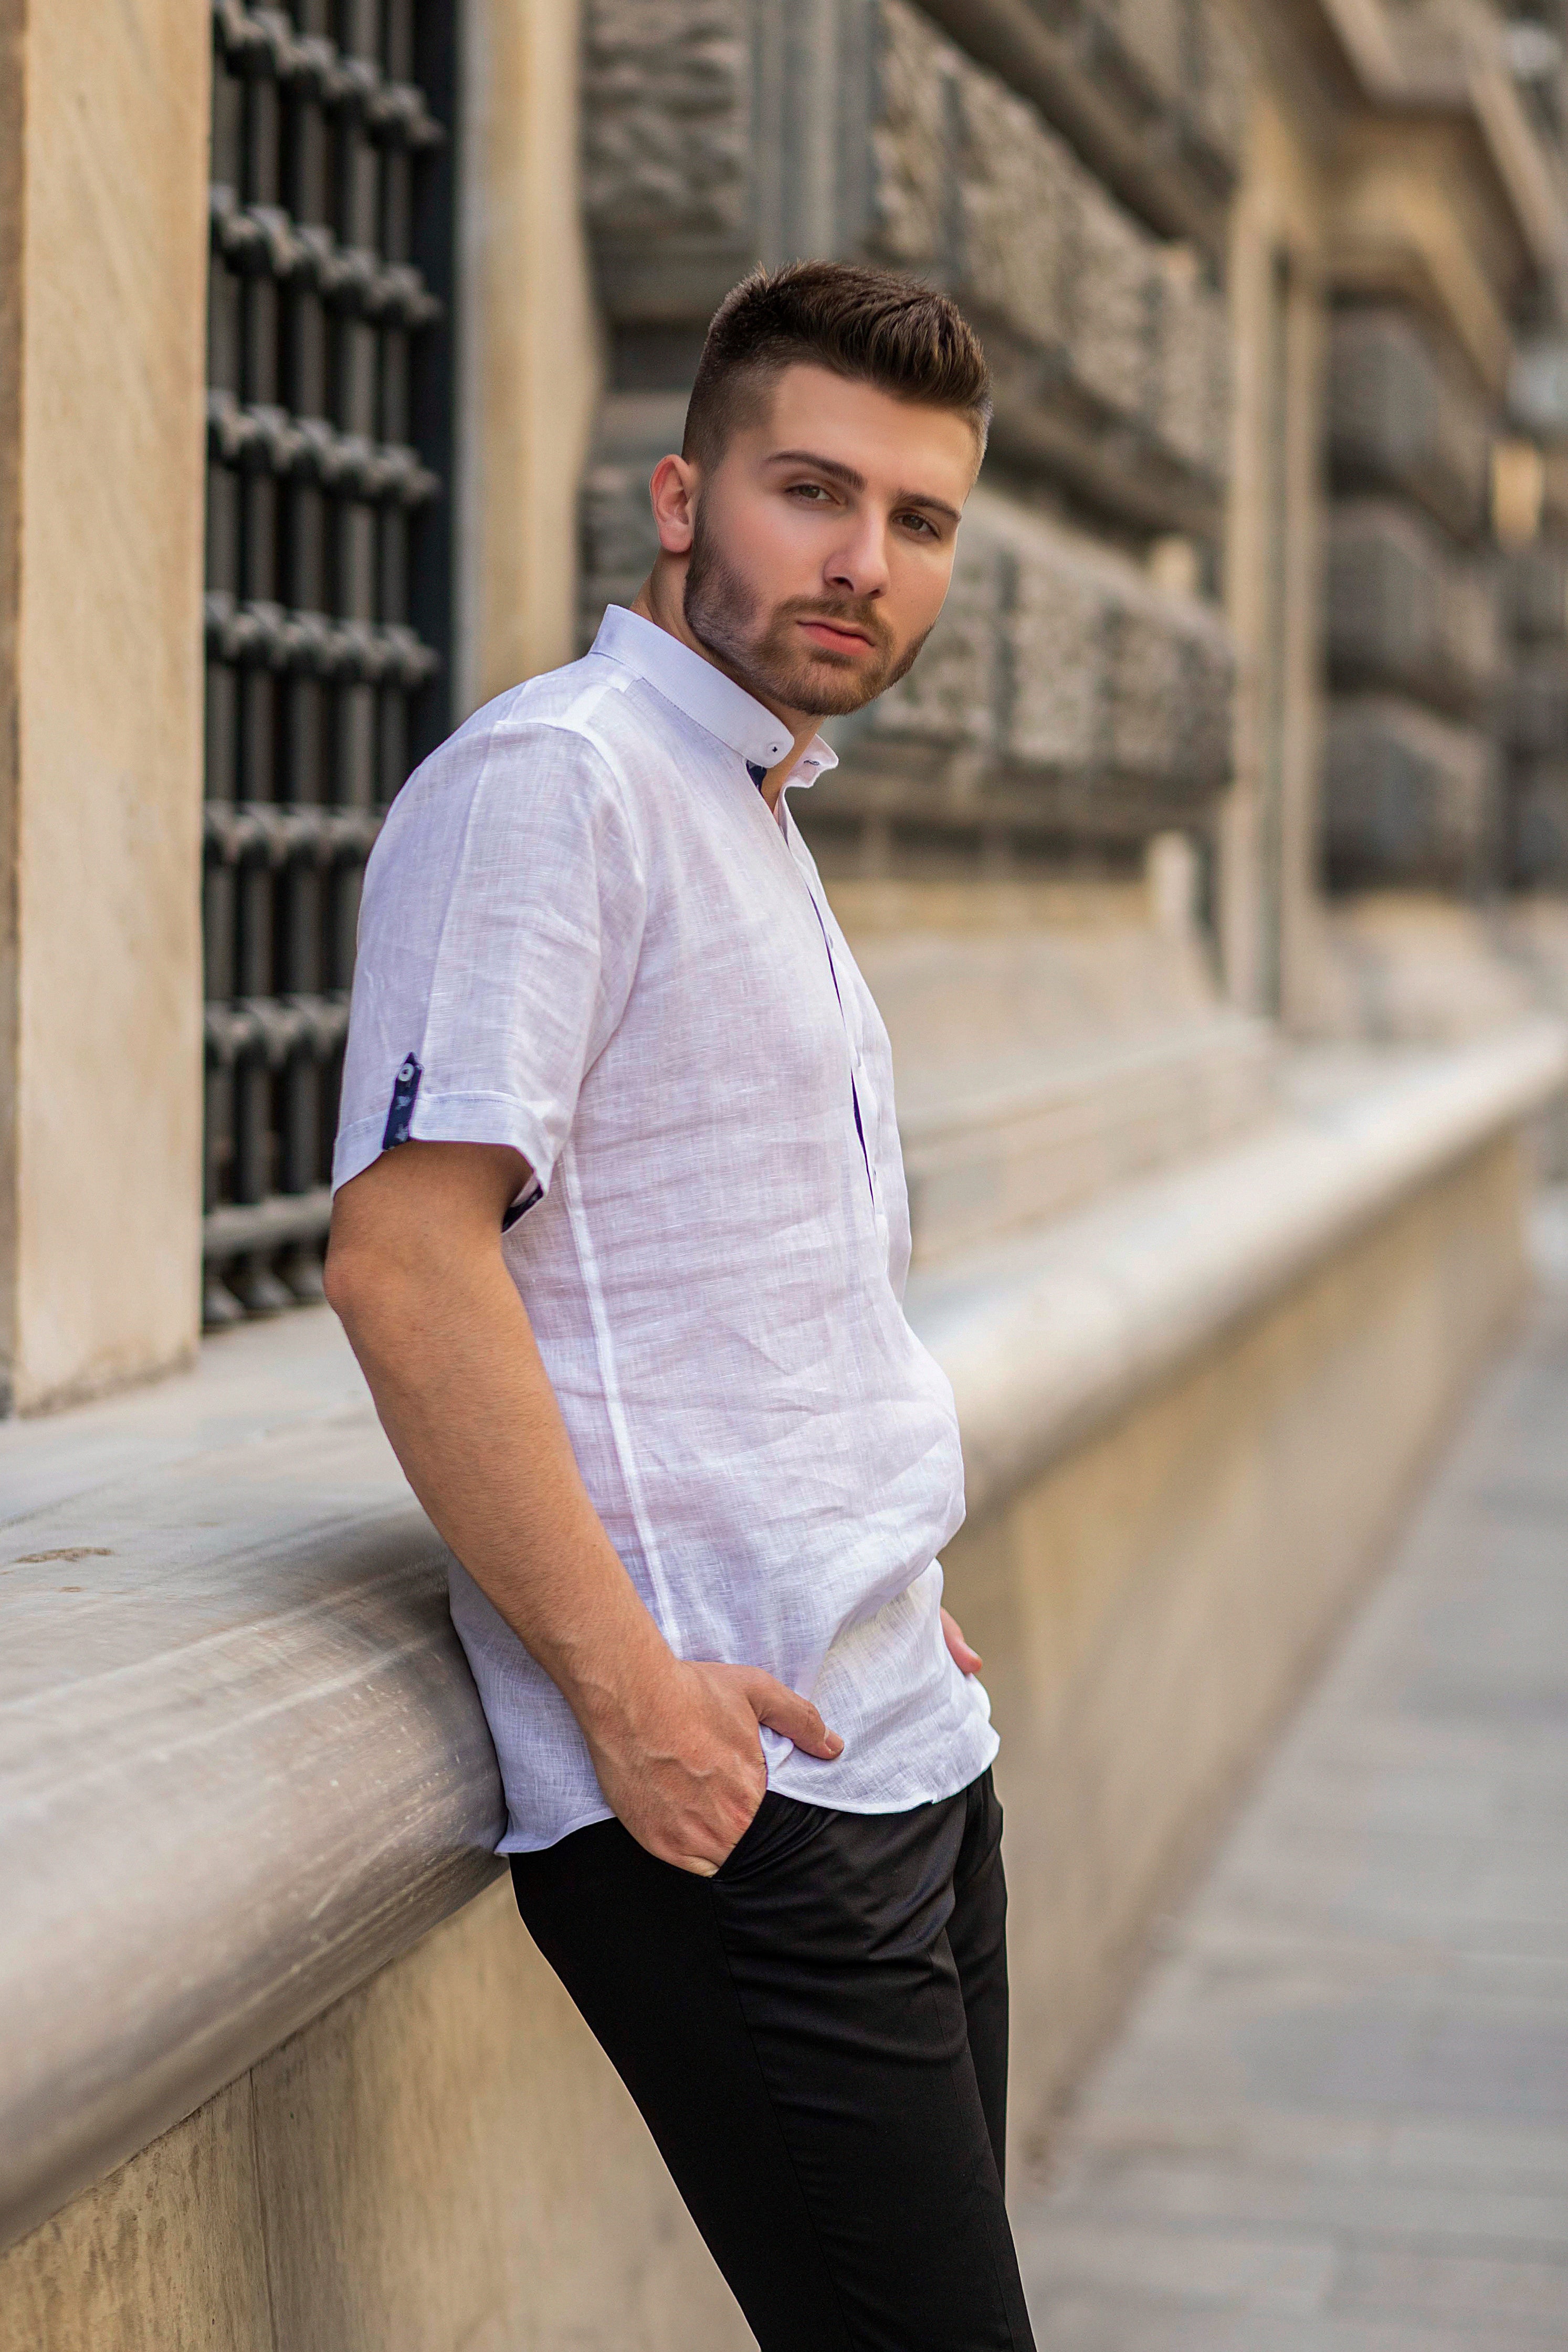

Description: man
[327,261,1036,2349]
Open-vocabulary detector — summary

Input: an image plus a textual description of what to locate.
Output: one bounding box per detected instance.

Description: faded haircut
[682,261,992,470]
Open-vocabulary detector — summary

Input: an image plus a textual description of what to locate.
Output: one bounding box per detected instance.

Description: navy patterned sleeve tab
[381,1054,423,1150]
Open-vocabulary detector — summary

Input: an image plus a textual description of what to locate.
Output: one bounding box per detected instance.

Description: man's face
[675,363,980,721]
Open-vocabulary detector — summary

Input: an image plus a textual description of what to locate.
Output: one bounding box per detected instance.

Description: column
[0,0,210,1412]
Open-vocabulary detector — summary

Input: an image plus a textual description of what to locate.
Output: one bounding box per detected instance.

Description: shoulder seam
[561,667,632,731]
[524,707,629,785]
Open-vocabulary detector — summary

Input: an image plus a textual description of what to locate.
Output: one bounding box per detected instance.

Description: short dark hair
[682,261,992,469]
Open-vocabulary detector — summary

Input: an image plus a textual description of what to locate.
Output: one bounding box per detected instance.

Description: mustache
[774,596,894,653]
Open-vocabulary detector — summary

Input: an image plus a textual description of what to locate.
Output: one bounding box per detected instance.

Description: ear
[648,454,698,556]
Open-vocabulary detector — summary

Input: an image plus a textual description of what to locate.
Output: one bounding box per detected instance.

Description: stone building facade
[580,0,1237,870]
[5,2,1568,2345]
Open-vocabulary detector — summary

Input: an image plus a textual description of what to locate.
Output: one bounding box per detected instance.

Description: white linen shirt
[333,604,997,1851]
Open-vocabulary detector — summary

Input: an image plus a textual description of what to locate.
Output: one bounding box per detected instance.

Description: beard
[682,509,931,719]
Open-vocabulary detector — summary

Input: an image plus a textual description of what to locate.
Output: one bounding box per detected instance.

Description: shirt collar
[591,604,838,790]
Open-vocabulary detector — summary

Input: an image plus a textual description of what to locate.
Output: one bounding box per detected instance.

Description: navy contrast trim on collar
[590,605,838,791]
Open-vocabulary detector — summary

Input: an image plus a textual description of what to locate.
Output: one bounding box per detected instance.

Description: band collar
[591,604,838,790]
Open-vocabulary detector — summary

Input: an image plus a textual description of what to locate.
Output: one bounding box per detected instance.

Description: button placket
[757,789,881,1220]
[807,896,878,1213]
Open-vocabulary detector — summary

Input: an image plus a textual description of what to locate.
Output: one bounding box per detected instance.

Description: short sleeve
[332,702,648,1200]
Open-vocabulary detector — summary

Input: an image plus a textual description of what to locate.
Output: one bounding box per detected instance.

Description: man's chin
[803,678,888,718]
[764,647,892,719]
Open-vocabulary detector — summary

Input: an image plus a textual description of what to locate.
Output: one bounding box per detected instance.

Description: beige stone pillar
[456,0,604,712]
[1219,88,1327,1029]
[0,0,209,1414]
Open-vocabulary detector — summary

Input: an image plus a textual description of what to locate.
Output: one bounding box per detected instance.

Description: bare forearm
[339,1250,666,1717]
[326,1139,840,1873]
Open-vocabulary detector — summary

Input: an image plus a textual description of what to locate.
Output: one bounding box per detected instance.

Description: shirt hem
[491,1721,1001,1856]
[496,1798,617,1857]
[766,1718,1001,1818]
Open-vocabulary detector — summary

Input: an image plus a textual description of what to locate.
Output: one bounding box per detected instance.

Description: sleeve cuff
[331,1089,561,1204]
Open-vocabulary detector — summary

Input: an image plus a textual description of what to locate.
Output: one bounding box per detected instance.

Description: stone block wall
[1327,501,1500,715]
[1327,308,1491,540]
[1323,305,1501,892]
[921,14,1231,488]
[578,0,1240,871]
[1323,696,1495,890]
[1504,533,1568,884]
[837,487,1234,845]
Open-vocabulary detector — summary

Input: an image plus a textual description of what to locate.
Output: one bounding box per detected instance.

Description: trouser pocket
[714,1789,830,1883]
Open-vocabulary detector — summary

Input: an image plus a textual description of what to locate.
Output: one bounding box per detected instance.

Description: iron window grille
[202,0,455,1325]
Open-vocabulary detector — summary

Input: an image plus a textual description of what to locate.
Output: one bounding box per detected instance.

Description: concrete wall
[952,1126,1529,2145]
[0,1886,746,2352]
[0,0,209,1413]
[0,1126,1528,2349]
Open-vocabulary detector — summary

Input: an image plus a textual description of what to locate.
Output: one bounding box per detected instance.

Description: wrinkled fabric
[334,605,997,1851]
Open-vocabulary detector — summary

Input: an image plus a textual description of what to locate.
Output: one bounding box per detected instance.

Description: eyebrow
[764,448,964,527]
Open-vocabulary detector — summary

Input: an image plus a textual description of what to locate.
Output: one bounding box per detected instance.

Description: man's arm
[325,1138,843,1875]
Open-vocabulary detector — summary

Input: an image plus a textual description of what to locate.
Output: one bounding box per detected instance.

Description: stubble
[682,509,931,719]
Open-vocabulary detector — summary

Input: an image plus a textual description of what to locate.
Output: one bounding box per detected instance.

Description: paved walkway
[1014,1201,1568,2349]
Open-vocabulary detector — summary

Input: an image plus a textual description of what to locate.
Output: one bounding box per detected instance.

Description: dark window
[202,0,456,1324]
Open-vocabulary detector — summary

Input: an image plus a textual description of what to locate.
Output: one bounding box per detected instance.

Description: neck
[630,562,821,810]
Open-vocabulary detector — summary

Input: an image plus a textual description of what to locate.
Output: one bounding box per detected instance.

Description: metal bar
[204,170,243,1047]
[202,0,451,1321]
[377,674,410,803]
[204,594,438,688]
[204,991,350,1064]
[207,394,438,503]
[204,801,382,858]
[384,0,414,82]
[407,1,456,769]
[208,192,441,331]
[211,0,445,151]
[330,862,364,994]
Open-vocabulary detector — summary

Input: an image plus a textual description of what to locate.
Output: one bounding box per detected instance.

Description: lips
[797,617,875,653]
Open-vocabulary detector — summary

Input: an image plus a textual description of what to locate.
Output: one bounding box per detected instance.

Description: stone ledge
[2,1021,1563,2255]
[898,1014,1277,1265]
[911,1021,1568,1520]
[0,1315,504,2254]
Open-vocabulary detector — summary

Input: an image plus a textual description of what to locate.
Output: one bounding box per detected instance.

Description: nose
[824,508,891,602]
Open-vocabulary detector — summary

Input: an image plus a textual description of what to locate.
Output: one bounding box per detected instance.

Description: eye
[786,481,835,503]
[898,511,940,540]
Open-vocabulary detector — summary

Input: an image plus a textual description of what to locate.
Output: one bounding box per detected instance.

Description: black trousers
[510,1768,1036,2351]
